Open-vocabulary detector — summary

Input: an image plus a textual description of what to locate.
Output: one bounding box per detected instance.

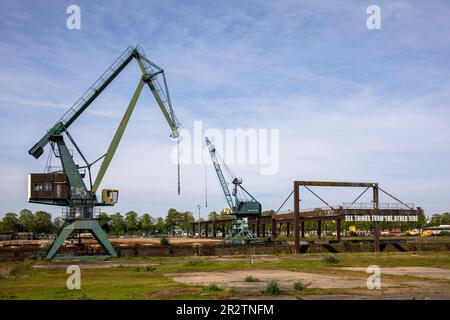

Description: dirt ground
[166,269,375,290]
[165,266,450,299]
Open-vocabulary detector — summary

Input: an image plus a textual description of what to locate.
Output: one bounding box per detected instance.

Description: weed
[78,291,91,300]
[145,265,156,272]
[322,256,340,264]
[245,275,260,282]
[293,280,311,291]
[228,286,238,296]
[9,261,32,278]
[160,237,170,245]
[204,284,221,292]
[261,280,282,295]
[186,260,204,266]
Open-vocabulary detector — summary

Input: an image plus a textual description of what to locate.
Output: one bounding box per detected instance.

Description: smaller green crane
[205,137,261,244]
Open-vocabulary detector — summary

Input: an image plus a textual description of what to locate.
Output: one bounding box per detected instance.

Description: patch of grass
[322,256,340,264]
[293,280,311,291]
[8,260,33,278]
[77,291,92,300]
[145,266,156,272]
[261,280,282,295]
[186,260,205,267]
[0,266,187,300]
[132,265,156,272]
[245,275,260,282]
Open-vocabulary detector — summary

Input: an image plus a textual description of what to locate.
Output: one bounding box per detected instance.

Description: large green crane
[28,46,180,259]
[205,137,261,243]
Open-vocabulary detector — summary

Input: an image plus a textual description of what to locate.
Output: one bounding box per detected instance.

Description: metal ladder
[58,46,135,125]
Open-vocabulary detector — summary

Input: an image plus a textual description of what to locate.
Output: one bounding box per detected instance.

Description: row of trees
[0,208,441,236]
[0,209,58,234]
[427,212,450,227]
[99,209,196,236]
[0,208,197,236]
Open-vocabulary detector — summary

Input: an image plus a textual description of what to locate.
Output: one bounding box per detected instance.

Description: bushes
[8,260,32,277]
[133,265,156,272]
[293,280,311,291]
[261,280,281,295]
[204,284,221,292]
[322,256,340,264]
[245,275,260,282]
[160,236,169,245]
[186,260,204,266]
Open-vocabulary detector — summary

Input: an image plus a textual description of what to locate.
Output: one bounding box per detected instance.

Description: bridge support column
[301,221,305,238]
[317,220,322,239]
[271,219,277,238]
[222,223,226,238]
[373,185,380,252]
[336,219,342,241]
[256,217,260,237]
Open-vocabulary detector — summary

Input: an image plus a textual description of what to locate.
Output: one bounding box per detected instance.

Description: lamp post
[197,204,201,238]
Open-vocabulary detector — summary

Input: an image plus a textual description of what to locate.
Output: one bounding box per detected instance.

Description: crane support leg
[92,79,145,193]
[45,220,118,259]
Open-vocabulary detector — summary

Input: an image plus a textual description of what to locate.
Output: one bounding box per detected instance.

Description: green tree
[219,210,230,220]
[165,208,183,236]
[125,211,139,234]
[427,212,450,227]
[97,212,111,233]
[262,210,275,216]
[140,213,152,234]
[19,209,35,232]
[52,217,64,233]
[181,211,195,233]
[208,211,218,221]
[416,211,427,229]
[155,217,165,235]
[34,211,53,234]
[110,212,125,236]
[2,213,20,232]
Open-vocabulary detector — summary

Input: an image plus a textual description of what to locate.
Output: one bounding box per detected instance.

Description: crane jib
[28,46,180,160]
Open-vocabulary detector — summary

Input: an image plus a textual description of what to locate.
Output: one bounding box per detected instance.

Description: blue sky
[0,0,449,219]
